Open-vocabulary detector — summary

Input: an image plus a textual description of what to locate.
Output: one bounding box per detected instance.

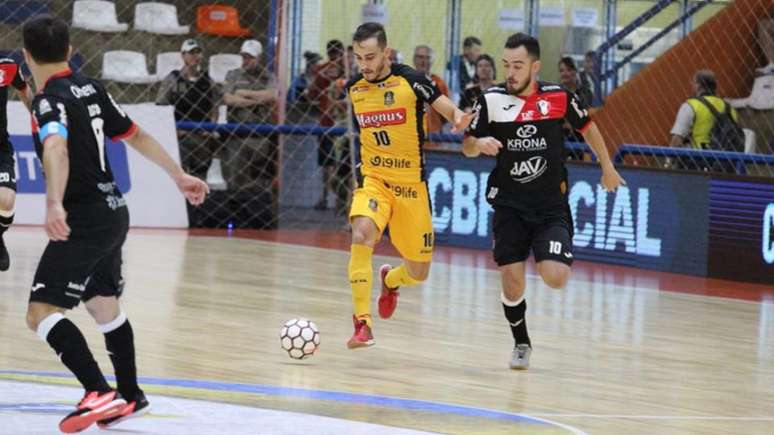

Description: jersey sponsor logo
[510,156,548,183]
[87,103,102,117]
[391,184,418,199]
[507,137,547,152]
[37,98,52,115]
[368,155,411,169]
[356,108,407,128]
[469,101,482,130]
[519,110,535,121]
[541,85,561,91]
[70,84,97,98]
[350,84,371,93]
[516,124,537,138]
[412,82,434,100]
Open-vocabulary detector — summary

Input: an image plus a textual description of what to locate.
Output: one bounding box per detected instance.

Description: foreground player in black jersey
[0,57,32,271]
[463,33,625,370]
[22,15,209,433]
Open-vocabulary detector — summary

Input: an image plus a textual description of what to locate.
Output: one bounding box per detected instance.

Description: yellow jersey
[346,63,441,184]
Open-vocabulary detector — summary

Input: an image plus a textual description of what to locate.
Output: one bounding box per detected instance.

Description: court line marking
[0,370,587,435]
[531,414,774,421]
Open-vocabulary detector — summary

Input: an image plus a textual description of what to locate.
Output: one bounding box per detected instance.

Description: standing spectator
[413,45,450,148]
[155,39,218,181]
[579,51,597,100]
[448,36,482,93]
[559,57,594,157]
[459,54,496,112]
[308,40,346,210]
[288,51,322,103]
[222,39,278,192]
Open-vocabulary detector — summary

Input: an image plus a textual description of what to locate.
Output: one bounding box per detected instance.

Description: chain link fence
[1,0,771,231]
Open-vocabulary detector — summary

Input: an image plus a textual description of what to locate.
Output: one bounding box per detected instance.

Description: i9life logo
[11,135,131,194]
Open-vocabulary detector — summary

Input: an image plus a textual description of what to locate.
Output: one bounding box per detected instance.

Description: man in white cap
[156,39,219,183]
[222,39,278,203]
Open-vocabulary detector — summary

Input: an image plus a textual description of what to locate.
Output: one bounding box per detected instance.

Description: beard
[506,77,532,96]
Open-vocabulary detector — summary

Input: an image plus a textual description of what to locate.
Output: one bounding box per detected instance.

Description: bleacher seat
[134,2,189,35]
[0,1,49,25]
[155,52,184,80]
[196,5,251,38]
[72,0,129,32]
[101,50,156,84]
[208,54,242,84]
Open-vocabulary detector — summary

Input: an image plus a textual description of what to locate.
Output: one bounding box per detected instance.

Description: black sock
[103,318,139,399]
[45,317,112,393]
[0,213,12,235]
[502,297,531,347]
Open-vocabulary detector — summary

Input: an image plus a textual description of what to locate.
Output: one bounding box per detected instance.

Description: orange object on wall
[197,5,252,38]
[594,0,770,154]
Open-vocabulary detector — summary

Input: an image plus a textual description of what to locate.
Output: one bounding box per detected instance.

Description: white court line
[531,414,774,421]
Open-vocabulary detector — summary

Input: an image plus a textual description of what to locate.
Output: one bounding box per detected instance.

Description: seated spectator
[222,39,278,191]
[155,39,219,181]
[559,56,594,158]
[308,39,346,210]
[447,36,481,93]
[412,44,450,148]
[670,70,742,171]
[459,54,496,112]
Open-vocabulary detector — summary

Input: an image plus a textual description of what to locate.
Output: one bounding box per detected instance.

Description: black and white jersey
[466,81,592,211]
[0,58,28,154]
[31,69,136,214]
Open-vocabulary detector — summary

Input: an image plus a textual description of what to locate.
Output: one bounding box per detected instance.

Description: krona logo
[357,108,407,128]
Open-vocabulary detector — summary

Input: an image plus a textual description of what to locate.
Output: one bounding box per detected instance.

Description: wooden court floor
[1,227,773,434]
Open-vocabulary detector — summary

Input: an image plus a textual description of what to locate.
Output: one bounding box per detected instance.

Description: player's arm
[34,96,72,241]
[579,122,626,192]
[461,98,501,158]
[431,95,474,133]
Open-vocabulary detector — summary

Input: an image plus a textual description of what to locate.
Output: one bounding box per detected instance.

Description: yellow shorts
[349,176,434,262]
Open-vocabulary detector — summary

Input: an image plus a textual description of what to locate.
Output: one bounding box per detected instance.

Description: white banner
[572,8,599,28]
[498,8,525,31]
[7,101,188,228]
[539,6,565,27]
[362,4,388,25]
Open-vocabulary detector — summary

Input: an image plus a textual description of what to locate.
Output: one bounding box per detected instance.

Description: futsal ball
[280,318,320,359]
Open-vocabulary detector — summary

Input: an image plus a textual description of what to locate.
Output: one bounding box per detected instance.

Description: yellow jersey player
[345,23,473,348]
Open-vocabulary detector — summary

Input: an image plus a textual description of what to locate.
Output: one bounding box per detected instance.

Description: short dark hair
[23,14,69,64]
[476,54,496,80]
[353,22,387,48]
[694,70,717,94]
[326,39,344,58]
[559,56,577,71]
[504,33,540,60]
[463,36,482,48]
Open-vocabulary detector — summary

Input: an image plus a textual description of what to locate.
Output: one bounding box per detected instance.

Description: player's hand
[451,111,475,133]
[600,165,626,192]
[476,137,503,156]
[45,201,70,241]
[176,173,210,205]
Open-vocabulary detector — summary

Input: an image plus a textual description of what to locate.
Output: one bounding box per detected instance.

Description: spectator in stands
[346,45,358,76]
[579,51,597,100]
[670,70,739,149]
[559,57,594,156]
[155,39,218,181]
[308,40,346,210]
[288,51,322,103]
[388,48,403,64]
[222,39,278,192]
[459,54,496,112]
[448,36,482,92]
[669,70,740,171]
[412,45,450,148]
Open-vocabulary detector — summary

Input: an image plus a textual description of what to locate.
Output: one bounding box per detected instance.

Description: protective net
[0,0,771,231]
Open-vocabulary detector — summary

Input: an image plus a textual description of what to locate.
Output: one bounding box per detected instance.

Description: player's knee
[541,268,569,289]
[0,188,15,212]
[350,222,377,246]
[406,263,430,282]
[25,303,59,332]
[84,296,120,324]
[502,276,526,300]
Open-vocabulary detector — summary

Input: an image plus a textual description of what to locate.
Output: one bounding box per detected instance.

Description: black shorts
[318,134,335,167]
[29,207,129,309]
[492,205,574,267]
[0,151,16,191]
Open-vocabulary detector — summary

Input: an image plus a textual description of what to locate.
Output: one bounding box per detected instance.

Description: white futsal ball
[280,318,320,359]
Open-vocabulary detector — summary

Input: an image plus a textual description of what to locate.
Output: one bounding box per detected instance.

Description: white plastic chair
[155,52,184,81]
[134,2,189,35]
[72,0,129,32]
[102,50,157,84]
[208,54,242,84]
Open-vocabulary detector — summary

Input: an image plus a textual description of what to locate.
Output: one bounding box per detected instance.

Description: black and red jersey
[466,81,592,211]
[31,69,136,213]
[0,58,28,154]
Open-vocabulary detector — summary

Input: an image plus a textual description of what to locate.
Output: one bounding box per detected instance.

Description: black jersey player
[22,15,209,433]
[0,57,32,270]
[463,33,625,370]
